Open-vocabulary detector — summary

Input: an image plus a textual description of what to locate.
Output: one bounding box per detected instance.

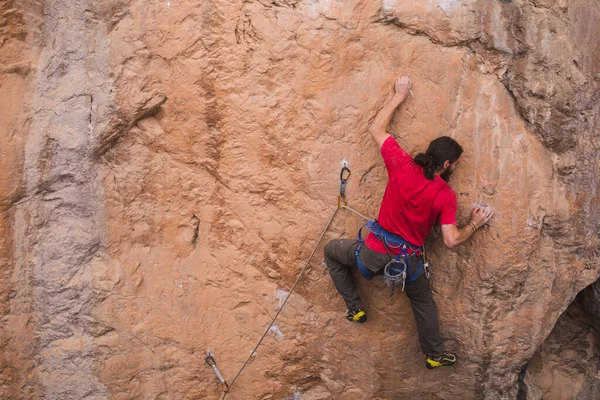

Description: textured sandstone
[1,0,599,399]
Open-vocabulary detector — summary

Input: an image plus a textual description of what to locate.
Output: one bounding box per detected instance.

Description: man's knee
[324,240,338,260]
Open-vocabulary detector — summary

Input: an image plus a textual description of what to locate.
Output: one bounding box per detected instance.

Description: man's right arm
[441,207,493,248]
[368,76,412,148]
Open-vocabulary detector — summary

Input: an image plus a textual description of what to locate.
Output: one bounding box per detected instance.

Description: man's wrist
[392,93,407,105]
[469,222,478,233]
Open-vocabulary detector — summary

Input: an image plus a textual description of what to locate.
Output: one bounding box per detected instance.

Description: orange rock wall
[0,2,41,398]
[1,0,599,399]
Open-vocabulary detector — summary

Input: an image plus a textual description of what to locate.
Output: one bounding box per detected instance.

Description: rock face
[1,0,599,399]
[523,298,600,400]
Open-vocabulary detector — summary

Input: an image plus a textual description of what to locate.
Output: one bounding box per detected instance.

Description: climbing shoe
[346,309,367,323]
[425,353,457,369]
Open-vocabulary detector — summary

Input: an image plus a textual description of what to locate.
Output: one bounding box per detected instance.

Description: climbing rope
[218,162,375,397]
[341,204,371,221]
[223,207,339,397]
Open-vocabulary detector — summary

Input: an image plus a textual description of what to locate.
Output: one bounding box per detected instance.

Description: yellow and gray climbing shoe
[425,353,457,369]
[346,309,367,323]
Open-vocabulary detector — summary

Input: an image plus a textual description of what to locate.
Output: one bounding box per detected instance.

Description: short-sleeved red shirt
[364,136,457,255]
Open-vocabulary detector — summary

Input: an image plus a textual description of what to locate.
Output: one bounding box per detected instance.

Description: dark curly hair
[414,136,463,180]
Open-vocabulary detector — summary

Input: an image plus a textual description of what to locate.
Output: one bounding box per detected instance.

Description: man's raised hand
[470,206,494,229]
[394,76,412,99]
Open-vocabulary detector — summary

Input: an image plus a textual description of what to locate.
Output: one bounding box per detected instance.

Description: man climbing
[324,75,493,369]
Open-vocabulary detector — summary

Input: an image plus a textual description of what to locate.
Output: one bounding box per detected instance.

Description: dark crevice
[523,280,600,399]
[191,214,200,247]
[376,17,481,51]
[579,279,600,335]
[516,363,529,400]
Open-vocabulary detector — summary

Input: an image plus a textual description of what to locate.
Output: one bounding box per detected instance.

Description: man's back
[365,136,457,252]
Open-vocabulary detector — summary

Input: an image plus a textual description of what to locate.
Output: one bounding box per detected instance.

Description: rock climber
[324,75,493,369]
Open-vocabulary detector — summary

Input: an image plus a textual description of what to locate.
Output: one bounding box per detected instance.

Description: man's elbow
[443,237,458,249]
[368,128,387,146]
[368,126,380,138]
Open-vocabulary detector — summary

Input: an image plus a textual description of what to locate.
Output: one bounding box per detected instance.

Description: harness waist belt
[355,221,424,283]
[365,221,423,256]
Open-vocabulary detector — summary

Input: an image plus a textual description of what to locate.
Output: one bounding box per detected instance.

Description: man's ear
[443,160,451,170]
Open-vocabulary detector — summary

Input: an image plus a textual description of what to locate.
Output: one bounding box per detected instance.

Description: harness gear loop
[338,165,351,209]
[205,352,230,392]
[422,246,430,279]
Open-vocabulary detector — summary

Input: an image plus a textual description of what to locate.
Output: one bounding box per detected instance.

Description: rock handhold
[93,92,167,156]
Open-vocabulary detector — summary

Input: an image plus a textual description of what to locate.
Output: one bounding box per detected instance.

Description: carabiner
[205,355,217,367]
[338,165,351,209]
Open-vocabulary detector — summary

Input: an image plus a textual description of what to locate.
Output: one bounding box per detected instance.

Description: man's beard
[440,167,454,182]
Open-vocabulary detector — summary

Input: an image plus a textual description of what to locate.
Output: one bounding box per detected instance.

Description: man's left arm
[441,207,494,248]
[368,76,412,148]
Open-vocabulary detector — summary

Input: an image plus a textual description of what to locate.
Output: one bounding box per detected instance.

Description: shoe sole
[346,310,367,323]
[426,355,457,369]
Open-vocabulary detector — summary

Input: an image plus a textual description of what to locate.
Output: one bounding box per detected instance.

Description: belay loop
[338,165,351,208]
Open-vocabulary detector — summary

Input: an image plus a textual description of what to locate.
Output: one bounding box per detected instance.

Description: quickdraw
[205,352,230,392]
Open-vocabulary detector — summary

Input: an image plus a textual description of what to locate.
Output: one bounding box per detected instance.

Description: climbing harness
[205,352,230,392]
[338,161,351,209]
[354,220,425,293]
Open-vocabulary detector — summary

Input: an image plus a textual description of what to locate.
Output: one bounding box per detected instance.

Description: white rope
[341,204,372,221]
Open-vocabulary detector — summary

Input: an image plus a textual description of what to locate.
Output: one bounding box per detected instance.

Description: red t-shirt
[364,136,457,255]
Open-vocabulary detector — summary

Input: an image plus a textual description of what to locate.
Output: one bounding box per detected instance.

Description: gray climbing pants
[324,238,445,357]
